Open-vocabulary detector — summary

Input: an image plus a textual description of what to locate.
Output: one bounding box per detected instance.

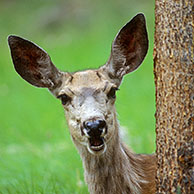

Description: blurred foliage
[0,0,155,193]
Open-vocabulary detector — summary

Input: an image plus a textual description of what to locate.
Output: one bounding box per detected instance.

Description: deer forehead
[70,70,105,87]
[58,70,115,96]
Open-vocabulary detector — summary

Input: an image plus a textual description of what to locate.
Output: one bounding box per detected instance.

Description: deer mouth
[89,137,105,152]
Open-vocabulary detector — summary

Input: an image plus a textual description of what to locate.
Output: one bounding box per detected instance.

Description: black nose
[83,120,106,136]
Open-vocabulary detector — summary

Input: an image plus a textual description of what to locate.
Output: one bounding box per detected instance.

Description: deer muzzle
[83,119,107,154]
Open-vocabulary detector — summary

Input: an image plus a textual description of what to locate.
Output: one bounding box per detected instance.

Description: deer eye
[57,94,71,105]
[107,87,118,99]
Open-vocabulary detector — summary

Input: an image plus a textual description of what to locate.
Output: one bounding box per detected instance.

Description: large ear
[100,13,148,86]
[8,35,62,89]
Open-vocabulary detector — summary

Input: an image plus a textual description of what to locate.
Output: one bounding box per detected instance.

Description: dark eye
[58,94,71,105]
[107,87,118,99]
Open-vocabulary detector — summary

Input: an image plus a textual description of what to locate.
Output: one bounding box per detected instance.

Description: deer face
[53,69,119,154]
[8,14,148,155]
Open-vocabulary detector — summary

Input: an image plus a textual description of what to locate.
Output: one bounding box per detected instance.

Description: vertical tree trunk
[154,0,193,194]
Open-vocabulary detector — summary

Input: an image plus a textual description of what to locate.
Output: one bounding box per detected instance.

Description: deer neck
[73,117,144,194]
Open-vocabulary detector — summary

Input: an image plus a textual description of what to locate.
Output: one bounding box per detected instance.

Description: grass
[0,0,155,193]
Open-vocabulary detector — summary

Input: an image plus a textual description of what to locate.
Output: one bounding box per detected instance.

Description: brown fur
[8,14,156,194]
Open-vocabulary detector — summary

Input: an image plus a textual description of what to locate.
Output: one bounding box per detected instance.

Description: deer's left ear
[101,13,148,86]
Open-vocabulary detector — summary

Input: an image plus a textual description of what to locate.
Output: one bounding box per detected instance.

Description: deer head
[8,14,148,155]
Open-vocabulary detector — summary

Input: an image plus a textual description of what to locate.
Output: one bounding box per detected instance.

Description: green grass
[0,0,155,193]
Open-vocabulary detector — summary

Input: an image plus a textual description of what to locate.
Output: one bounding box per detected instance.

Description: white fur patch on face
[80,96,105,122]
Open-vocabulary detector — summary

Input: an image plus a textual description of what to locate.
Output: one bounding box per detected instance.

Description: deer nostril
[83,120,107,136]
[97,120,106,130]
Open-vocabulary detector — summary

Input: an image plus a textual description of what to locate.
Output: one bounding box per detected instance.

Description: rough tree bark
[154,0,193,194]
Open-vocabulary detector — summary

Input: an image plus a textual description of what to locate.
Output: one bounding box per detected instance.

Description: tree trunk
[154,0,194,194]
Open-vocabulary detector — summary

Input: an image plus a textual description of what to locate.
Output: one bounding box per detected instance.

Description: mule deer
[8,13,156,194]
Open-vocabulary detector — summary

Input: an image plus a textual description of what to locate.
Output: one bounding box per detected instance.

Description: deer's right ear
[8,35,62,89]
[100,14,148,86]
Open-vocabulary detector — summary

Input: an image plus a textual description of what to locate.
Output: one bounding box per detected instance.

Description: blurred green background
[0,0,155,193]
